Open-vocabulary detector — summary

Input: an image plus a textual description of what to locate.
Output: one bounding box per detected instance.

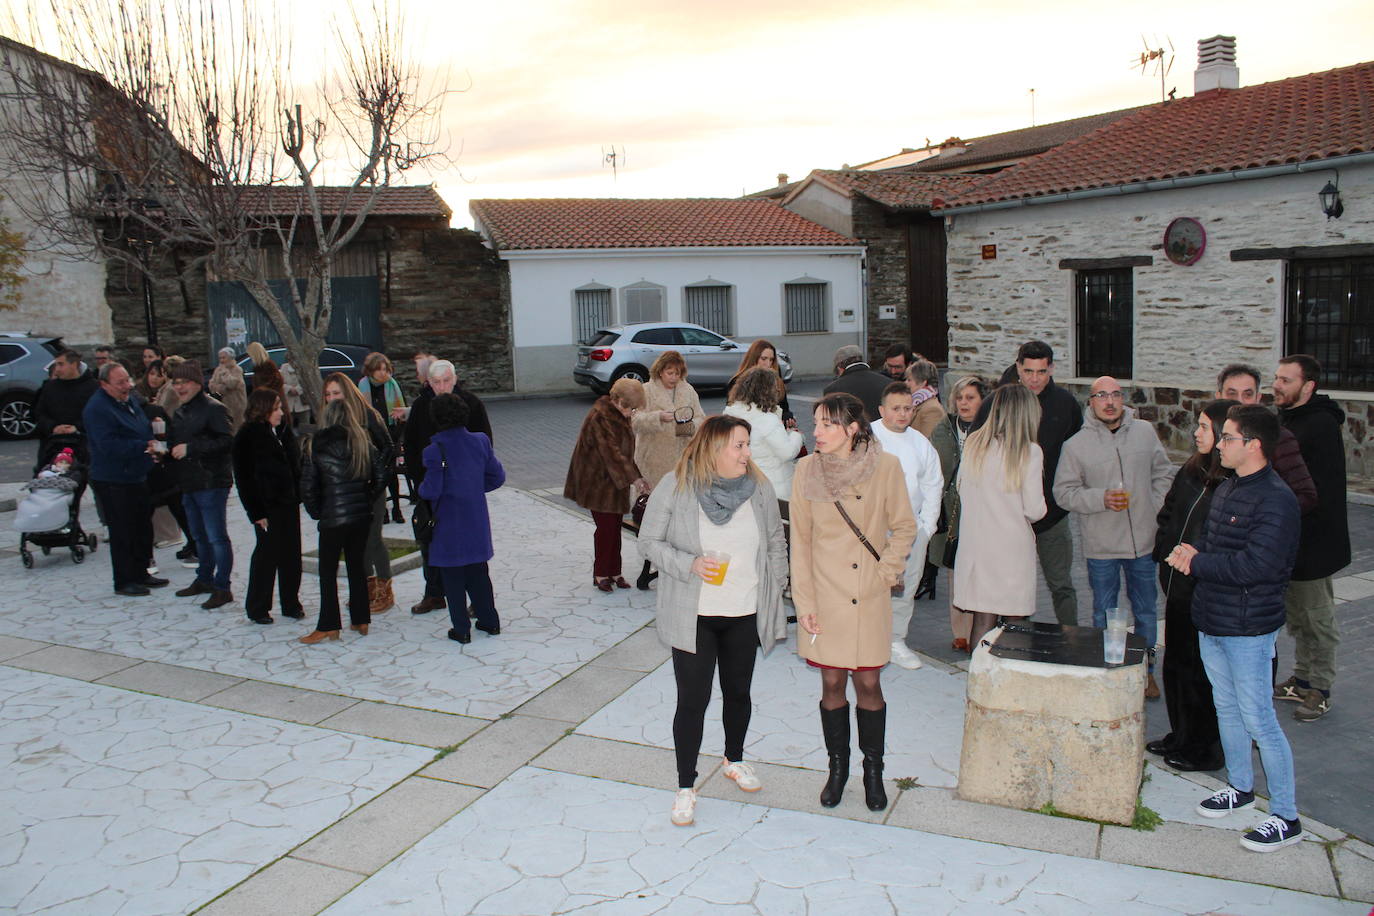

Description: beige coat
[953,441,1046,616]
[911,395,945,438]
[631,379,704,486]
[792,451,917,668]
[210,363,247,432]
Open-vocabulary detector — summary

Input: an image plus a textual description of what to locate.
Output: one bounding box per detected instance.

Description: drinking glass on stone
[703,550,731,586]
[1103,606,1129,665]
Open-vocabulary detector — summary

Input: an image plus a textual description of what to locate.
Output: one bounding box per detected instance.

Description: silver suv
[573,322,791,394]
[0,333,67,439]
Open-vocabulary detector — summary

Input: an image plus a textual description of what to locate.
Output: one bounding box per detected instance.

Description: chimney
[1194,35,1239,93]
[938,137,968,156]
[776,173,789,187]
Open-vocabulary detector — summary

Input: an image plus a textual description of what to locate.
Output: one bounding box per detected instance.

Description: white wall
[505,247,864,391]
[784,182,854,238]
[944,166,1374,389]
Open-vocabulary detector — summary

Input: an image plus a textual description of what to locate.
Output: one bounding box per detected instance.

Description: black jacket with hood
[1279,393,1350,580]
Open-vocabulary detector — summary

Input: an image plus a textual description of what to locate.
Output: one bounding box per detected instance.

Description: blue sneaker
[1197,786,1255,818]
[1241,815,1303,852]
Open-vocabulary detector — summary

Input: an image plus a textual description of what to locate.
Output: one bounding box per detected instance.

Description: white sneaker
[146,565,159,576]
[722,758,762,792]
[890,640,923,670]
[155,538,184,550]
[671,788,697,826]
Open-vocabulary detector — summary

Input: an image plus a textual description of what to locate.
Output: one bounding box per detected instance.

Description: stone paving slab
[95,660,246,703]
[195,858,362,916]
[319,767,1364,915]
[532,732,715,794]
[6,644,140,681]
[0,634,47,661]
[421,714,571,789]
[885,783,1101,859]
[202,680,360,726]
[516,661,650,723]
[0,668,430,916]
[1334,840,1374,902]
[316,701,487,748]
[590,624,674,672]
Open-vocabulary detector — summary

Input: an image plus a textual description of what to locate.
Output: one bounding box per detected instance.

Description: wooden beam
[1231,243,1374,261]
[1057,256,1153,270]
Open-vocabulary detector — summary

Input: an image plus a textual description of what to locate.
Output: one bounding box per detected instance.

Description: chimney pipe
[777,173,789,187]
[1195,35,1239,93]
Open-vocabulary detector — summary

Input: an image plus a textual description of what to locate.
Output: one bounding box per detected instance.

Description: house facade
[471,199,865,392]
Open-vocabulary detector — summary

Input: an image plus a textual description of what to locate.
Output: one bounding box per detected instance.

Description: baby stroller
[15,442,98,568]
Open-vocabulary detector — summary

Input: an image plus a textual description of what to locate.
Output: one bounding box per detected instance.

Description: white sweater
[872,422,943,538]
[722,402,803,500]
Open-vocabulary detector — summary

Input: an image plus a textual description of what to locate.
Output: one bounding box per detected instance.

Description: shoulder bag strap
[833,500,881,562]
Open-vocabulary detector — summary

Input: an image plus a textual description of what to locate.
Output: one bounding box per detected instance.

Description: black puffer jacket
[1152,465,1224,605]
[1190,464,1299,637]
[169,390,234,492]
[1279,394,1350,580]
[300,426,383,529]
[232,420,301,521]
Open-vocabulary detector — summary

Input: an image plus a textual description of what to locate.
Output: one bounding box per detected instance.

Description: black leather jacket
[169,390,234,492]
[300,426,383,529]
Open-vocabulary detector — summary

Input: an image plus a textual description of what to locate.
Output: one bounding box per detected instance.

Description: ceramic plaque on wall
[1164,217,1206,266]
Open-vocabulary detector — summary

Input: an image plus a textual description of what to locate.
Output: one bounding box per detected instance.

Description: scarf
[697,473,756,525]
[796,438,883,501]
[911,387,938,408]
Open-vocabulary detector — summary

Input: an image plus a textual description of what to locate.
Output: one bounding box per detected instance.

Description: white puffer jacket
[723,401,803,500]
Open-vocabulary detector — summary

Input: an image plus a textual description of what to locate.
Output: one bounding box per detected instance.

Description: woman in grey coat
[639,415,788,828]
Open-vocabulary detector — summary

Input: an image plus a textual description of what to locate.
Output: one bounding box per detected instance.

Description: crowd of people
[563,337,1348,852]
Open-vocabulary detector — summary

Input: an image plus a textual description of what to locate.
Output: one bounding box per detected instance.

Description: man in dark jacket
[1166,404,1302,853]
[1272,354,1349,722]
[33,349,99,470]
[975,340,1083,625]
[167,360,236,609]
[823,345,890,422]
[1213,364,1317,514]
[82,364,167,597]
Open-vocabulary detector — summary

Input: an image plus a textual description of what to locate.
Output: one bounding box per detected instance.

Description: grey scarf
[697,474,756,525]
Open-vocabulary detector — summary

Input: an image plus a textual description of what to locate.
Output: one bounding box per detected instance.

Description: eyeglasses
[1218,434,1254,445]
[1089,391,1124,401]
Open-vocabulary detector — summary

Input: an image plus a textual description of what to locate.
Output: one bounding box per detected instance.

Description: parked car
[573,322,792,395]
[234,344,372,389]
[0,333,68,439]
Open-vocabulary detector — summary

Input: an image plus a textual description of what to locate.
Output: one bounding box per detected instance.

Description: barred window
[1285,257,1374,390]
[1074,268,1133,378]
[784,281,828,333]
[684,283,733,336]
[622,283,664,324]
[573,286,612,344]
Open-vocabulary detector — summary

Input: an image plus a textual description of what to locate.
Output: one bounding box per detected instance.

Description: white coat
[953,441,1046,616]
[722,401,803,500]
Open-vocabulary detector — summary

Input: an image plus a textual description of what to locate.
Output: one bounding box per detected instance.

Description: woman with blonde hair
[631,350,704,589]
[727,339,793,426]
[640,415,789,826]
[793,392,916,812]
[952,384,1046,648]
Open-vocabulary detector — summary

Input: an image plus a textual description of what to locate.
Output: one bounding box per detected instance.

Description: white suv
[573,322,791,394]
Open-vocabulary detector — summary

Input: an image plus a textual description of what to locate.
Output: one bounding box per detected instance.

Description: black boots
[912,562,938,601]
[636,560,658,591]
[818,703,850,808]
[857,705,888,811]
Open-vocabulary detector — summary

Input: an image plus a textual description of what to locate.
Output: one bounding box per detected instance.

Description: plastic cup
[1103,605,1129,664]
[704,550,731,586]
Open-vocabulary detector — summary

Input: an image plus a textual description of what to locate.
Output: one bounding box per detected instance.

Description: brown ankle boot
[366,576,384,615]
[375,578,394,614]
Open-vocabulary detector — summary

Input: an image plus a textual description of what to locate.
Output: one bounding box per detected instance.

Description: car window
[679,328,724,347]
[0,344,27,365]
[631,328,678,345]
[322,348,351,369]
[588,331,619,347]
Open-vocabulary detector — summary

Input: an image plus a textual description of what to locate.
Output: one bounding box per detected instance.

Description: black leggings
[672,614,759,788]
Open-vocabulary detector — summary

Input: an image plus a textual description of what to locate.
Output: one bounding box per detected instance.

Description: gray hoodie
[1052,406,1175,560]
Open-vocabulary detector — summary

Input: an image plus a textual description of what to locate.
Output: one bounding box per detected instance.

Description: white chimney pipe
[1195,35,1239,93]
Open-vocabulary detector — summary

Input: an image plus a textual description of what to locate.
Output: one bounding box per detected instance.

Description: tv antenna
[1029,88,1036,126]
[602,145,627,181]
[1134,35,1175,101]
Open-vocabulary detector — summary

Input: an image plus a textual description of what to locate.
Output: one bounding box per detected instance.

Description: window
[0,344,27,365]
[784,281,828,333]
[1075,268,1133,378]
[680,327,724,347]
[622,282,664,324]
[574,286,613,345]
[631,328,678,345]
[684,282,733,336]
[1285,257,1374,390]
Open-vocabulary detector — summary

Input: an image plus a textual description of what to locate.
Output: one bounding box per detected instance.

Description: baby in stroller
[15,446,98,566]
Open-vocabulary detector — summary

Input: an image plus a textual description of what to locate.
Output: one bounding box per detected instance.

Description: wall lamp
[1319,180,1343,220]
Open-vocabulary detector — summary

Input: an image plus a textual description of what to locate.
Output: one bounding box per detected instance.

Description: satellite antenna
[1029,88,1036,126]
[602,145,627,181]
[1134,35,1175,101]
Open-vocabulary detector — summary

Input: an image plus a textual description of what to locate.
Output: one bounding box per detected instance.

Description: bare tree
[0,0,448,408]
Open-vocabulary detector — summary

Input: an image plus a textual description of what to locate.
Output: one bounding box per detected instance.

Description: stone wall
[851,195,910,363]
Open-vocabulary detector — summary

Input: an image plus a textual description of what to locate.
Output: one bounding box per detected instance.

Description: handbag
[631,492,650,528]
[833,500,904,596]
[411,441,447,544]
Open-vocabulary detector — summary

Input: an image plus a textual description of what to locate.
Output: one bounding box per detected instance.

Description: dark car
[234,344,372,389]
[0,333,68,439]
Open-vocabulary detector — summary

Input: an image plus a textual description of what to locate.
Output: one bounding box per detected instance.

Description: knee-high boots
[856,705,888,811]
[818,702,850,808]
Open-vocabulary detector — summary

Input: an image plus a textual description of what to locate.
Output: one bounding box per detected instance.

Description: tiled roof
[469,198,859,249]
[793,169,983,211]
[235,185,452,219]
[941,60,1374,208]
[914,107,1145,173]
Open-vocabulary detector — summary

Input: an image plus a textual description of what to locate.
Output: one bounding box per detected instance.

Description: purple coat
[418,427,505,567]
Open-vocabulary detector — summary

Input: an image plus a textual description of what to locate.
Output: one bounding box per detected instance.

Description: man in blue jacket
[1165,404,1301,852]
[82,364,167,597]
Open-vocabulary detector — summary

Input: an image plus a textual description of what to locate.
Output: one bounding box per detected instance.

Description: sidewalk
[0,487,1370,914]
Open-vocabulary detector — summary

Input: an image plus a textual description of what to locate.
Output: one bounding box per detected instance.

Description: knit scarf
[796,438,883,501]
[697,473,756,525]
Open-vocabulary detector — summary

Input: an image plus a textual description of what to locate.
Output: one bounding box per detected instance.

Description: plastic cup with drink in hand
[1103,605,1129,665]
[703,550,731,586]
[151,417,166,438]
[1108,478,1129,511]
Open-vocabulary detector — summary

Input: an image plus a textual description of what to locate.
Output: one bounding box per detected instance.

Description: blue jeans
[1087,555,1158,652]
[1199,630,1297,820]
[182,488,232,591]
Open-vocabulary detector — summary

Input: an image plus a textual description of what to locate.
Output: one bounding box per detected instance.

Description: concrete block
[195,857,361,916]
[886,784,1099,858]
[590,626,672,672]
[516,664,647,723]
[1335,839,1374,903]
[1333,576,1374,601]
[95,661,244,703]
[203,680,359,725]
[422,715,569,788]
[293,777,483,874]
[318,702,486,748]
[0,635,48,661]
[6,645,139,681]
[958,641,1145,825]
[1099,820,1340,898]
[533,733,709,793]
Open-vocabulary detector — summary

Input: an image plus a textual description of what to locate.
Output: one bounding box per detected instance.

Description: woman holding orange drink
[638,415,789,827]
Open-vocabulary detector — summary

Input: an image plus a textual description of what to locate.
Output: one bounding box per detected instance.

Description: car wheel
[611,365,649,384]
[0,393,36,440]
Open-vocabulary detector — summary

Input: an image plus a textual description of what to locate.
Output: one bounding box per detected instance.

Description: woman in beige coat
[210,347,247,432]
[631,350,704,588]
[952,384,1046,648]
[792,392,916,813]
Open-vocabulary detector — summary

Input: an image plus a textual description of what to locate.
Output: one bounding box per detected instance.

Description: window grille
[1285,257,1374,390]
[685,284,732,336]
[784,282,827,333]
[574,288,612,344]
[1074,268,1133,378]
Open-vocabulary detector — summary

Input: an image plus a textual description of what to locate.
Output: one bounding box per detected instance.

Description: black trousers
[672,614,759,788]
[90,480,152,591]
[245,505,303,617]
[419,539,444,599]
[316,520,370,631]
[438,562,498,637]
[1161,590,1221,759]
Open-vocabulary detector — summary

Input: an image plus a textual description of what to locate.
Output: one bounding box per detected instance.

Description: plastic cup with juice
[703,550,731,586]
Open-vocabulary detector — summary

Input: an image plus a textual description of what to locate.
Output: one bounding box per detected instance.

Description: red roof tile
[940,61,1374,208]
[235,185,451,219]
[469,198,859,250]
[793,169,983,211]
[913,107,1145,173]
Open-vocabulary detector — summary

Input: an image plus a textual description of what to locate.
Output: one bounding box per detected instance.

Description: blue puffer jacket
[1190,464,1299,637]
